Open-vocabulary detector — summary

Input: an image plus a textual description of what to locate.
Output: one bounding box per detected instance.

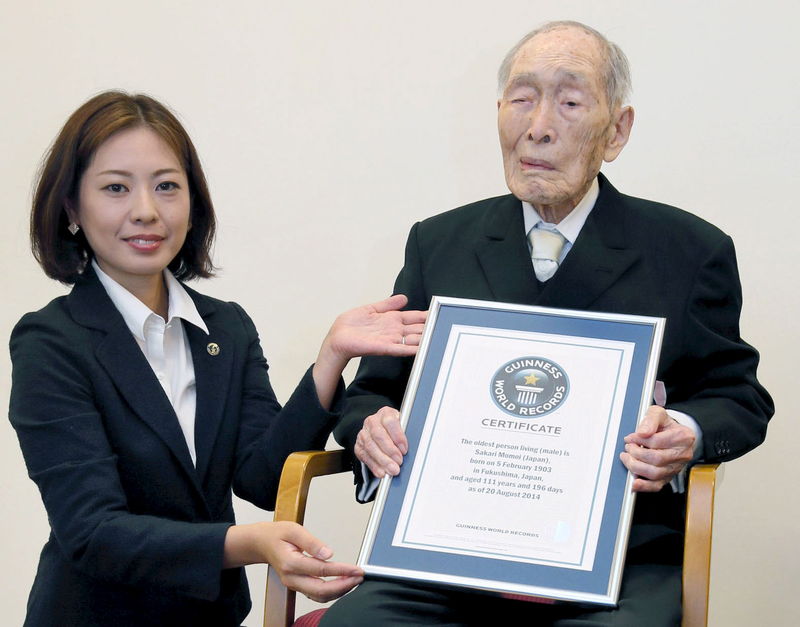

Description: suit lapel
[68,270,200,486]
[475,195,542,305]
[536,175,640,309]
[184,292,234,482]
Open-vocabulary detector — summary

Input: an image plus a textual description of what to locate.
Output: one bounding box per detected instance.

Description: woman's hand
[312,294,427,408]
[224,521,363,602]
[324,294,427,362]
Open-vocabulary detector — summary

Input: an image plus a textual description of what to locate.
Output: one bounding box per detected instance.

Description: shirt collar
[163,271,208,334]
[522,176,599,244]
[92,260,209,340]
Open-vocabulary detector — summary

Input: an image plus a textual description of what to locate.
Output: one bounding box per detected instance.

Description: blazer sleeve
[663,235,773,461]
[227,302,343,510]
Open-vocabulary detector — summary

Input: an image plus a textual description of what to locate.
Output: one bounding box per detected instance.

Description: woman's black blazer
[9,267,341,626]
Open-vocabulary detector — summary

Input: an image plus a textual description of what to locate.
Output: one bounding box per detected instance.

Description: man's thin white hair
[497,20,632,110]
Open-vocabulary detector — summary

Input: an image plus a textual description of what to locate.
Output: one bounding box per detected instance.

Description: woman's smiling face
[71,126,191,292]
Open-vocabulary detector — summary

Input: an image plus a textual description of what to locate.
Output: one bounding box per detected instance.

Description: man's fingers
[624,441,691,467]
[365,415,404,462]
[625,425,695,456]
[619,451,683,483]
[620,451,670,480]
[354,408,408,477]
[366,424,402,462]
[381,411,408,454]
[631,477,669,493]
[620,425,692,491]
[355,433,400,477]
[633,405,671,437]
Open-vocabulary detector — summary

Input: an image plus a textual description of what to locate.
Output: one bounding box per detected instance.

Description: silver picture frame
[358,296,665,605]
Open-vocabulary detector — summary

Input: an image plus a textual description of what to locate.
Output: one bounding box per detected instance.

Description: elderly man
[323,21,772,626]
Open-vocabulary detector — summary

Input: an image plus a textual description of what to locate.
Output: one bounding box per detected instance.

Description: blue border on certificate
[363,302,659,597]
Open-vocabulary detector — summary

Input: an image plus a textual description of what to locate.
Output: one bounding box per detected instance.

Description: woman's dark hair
[31,90,216,283]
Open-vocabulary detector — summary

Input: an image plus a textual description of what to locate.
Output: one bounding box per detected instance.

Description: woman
[9,91,425,626]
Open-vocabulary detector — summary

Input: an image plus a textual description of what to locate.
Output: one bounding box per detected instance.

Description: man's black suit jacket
[335,173,772,559]
[9,267,342,626]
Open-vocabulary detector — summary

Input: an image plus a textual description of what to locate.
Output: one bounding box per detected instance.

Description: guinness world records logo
[491,357,569,418]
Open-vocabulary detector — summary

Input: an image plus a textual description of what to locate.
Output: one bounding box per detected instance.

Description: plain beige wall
[1,1,796,625]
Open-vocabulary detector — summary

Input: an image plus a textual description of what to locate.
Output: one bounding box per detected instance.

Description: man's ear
[603,106,634,163]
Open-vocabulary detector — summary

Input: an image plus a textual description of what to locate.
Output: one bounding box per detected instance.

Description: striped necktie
[528,226,566,281]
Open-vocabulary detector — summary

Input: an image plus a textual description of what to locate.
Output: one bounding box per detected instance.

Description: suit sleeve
[227,302,343,510]
[664,235,773,461]
[333,223,428,489]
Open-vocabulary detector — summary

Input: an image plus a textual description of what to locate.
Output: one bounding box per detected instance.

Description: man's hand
[354,406,408,478]
[620,405,696,492]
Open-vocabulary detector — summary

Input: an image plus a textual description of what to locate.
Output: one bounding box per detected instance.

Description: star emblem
[524,373,540,385]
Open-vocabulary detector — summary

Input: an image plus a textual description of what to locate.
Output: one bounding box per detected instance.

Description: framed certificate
[357,296,665,606]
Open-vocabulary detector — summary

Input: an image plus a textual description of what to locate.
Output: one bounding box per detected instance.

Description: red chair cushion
[499,592,556,604]
[288,593,553,626]
[291,608,328,627]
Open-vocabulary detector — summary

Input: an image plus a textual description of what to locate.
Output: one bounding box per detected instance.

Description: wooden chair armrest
[682,463,721,627]
[265,454,720,627]
[264,450,352,627]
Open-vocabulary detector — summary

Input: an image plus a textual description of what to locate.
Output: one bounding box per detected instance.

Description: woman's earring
[68,223,80,235]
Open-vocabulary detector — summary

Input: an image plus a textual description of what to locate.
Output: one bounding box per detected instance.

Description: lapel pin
[207,342,220,356]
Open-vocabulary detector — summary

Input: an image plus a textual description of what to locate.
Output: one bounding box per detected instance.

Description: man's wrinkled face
[497,27,629,220]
